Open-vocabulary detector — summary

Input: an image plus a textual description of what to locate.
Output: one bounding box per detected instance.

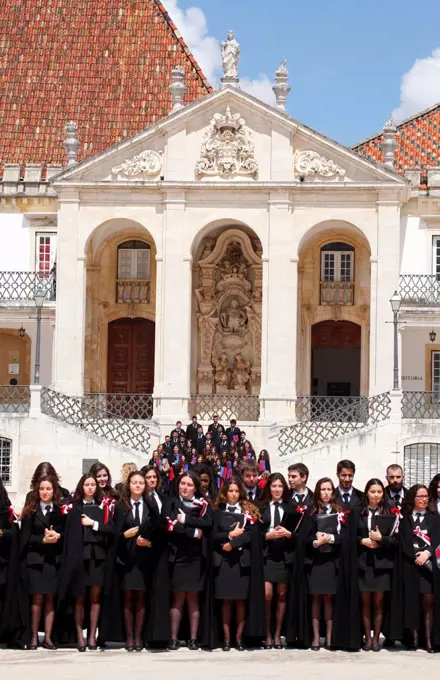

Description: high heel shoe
[311,644,320,651]
[42,641,57,650]
[263,641,273,649]
[125,644,134,652]
[77,644,86,652]
[426,645,435,654]
[28,643,38,650]
[87,643,97,651]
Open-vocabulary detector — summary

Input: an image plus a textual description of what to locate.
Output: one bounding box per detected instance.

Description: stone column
[52,190,85,396]
[373,197,401,394]
[260,192,297,421]
[153,190,191,419]
[368,257,378,395]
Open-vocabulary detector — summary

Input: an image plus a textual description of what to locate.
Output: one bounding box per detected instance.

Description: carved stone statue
[232,352,251,389]
[220,299,247,334]
[221,30,240,79]
[212,351,231,387]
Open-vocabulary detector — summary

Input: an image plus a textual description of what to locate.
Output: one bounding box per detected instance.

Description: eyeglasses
[415,495,428,500]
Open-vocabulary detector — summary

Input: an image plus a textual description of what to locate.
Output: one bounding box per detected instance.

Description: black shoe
[42,641,57,650]
[28,644,38,650]
[125,644,134,652]
[135,644,143,652]
[311,644,320,651]
[222,640,231,652]
[77,644,86,652]
[383,638,395,648]
[408,642,418,651]
[362,644,372,652]
[236,640,245,651]
[188,639,199,651]
[372,644,381,652]
[87,644,97,651]
[274,643,283,650]
[168,639,179,651]
[263,642,273,649]
[426,646,435,654]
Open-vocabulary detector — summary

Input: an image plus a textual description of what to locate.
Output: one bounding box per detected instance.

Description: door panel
[107,319,155,394]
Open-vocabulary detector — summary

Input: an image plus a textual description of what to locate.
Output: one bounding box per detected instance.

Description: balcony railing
[402,391,440,418]
[189,394,260,421]
[116,279,150,304]
[295,395,368,423]
[83,393,154,420]
[399,274,440,304]
[0,272,55,302]
[0,385,31,413]
[320,281,354,305]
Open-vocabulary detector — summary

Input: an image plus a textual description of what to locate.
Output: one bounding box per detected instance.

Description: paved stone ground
[0,647,438,680]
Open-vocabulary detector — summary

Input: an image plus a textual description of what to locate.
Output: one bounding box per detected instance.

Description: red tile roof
[0,0,211,169]
[353,103,440,176]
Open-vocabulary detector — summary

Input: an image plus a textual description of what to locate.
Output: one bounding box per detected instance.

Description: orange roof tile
[0,0,211,169]
[353,103,440,176]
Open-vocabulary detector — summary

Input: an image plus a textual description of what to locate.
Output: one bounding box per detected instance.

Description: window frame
[117,241,151,281]
[0,437,12,486]
[35,232,57,277]
[320,250,354,282]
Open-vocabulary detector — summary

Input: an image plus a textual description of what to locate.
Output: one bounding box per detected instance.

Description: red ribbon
[61,503,73,515]
[101,497,115,524]
[166,517,177,532]
[414,526,431,546]
[296,505,307,514]
[337,510,350,524]
[193,497,208,517]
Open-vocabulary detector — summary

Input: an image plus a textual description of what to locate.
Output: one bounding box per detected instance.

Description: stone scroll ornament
[293,149,345,180]
[195,106,259,179]
[112,150,163,179]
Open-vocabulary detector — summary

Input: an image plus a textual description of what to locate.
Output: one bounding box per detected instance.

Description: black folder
[223,510,246,531]
[374,514,396,537]
[316,513,339,553]
[282,508,306,534]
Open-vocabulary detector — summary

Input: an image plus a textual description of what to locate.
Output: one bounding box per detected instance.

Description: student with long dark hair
[212,478,264,651]
[428,473,440,514]
[356,478,397,651]
[26,462,69,502]
[259,472,293,649]
[20,476,64,649]
[58,474,114,651]
[89,462,118,500]
[399,484,440,652]
[166,471,212,650]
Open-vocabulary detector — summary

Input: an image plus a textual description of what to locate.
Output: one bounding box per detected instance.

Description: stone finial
[220,30,240,89]
[62,121,80,166]
[272,58,291,110]
[381,114,398,168]
[169,66,187,112]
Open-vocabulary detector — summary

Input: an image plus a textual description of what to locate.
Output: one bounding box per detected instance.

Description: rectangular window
[0,438,12,485]
[433,237,440,279]
[432,351,440,399]
[35,233,56,277]
[82,458,99,475]
[117,249,150,280]
[321,251,353,282]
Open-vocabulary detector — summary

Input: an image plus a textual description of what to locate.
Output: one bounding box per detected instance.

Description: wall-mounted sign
[8,363,19,375]
[401,376,423,381]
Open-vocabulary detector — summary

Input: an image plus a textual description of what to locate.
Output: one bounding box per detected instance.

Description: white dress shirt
[412,509,426,523]
[338,487,353,502]
[269,500,284,530]
[246,487,258,501]
[437,499,440,515]
[40,501,53,515]
[367,507,379,531]
[151,490,162,513]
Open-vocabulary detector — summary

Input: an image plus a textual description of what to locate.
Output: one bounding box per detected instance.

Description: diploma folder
[373,514,397,537]
[316,513,339,553]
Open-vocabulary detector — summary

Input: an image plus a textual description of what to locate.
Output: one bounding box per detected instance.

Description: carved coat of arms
[195,106,258,179]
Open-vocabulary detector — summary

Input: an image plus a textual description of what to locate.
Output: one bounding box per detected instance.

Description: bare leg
[43,594,55,645]
[30,594,43,646]
[372,591,384,647]
[222,600,232,642]
[265,582,273,645]
[274,583,287,646]
[123,590,134,647]
[88,586,101,647]
[187,591,200,641]
[323,595,333,647]
[311,595,321,647]
[170,592,186,641]
[422,593,434,649]
[134,591,146,647]
[361,592,372,647]
[236,600,246,643]
[74,596,86,647]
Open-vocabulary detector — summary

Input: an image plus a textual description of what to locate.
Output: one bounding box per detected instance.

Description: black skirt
[215,552,250,600]
[264,557,291,585]
[306,552,338,595]
[27,561,59,595]
[417,565,433,594]
[358,565,391,592]
[69,554,107,596]
[170,556,205,593]
[122,563,149,591]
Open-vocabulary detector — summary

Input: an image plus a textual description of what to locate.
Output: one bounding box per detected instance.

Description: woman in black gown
[142,465,166,514]
[20,476,64,649]
[166,471,212,651]
[59,474,114,651]
[356,478,397,651]
[25,462,69,502]
[400,484,440,652]
[212,478,263,651]
[306,477,342,650]
[260,472,293,649]
[428,473,440,515]
[89,462,119,500]
[113,471,160,651]
[0,477,19,643]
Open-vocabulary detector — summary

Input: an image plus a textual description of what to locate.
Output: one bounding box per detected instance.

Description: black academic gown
[336,488,364,510]
[0,505,22,646]
[289,488,313,511]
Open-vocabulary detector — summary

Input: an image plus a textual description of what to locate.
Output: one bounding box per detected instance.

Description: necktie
[394,494,401,507]
[342,493,350,505]
[369,508,377,529]
[227,506,236,513]
[415,512,422,527]
[45,505,51,516]
[273,502,281,528]
[248,491,253,501]
[134,501,141,526]
[297,494,305,504]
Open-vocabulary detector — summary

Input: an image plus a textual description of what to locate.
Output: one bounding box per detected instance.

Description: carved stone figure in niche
[220,298,247,334]
[212,351,231,387]
[232,352,251,389]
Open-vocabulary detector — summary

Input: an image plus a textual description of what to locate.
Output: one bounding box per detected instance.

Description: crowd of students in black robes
[0,416,440,653]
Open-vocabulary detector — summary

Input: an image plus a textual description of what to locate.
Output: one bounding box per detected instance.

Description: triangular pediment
[53,86,406,187]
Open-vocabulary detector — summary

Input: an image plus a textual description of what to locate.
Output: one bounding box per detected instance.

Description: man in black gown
[384,463,407,508]
[239,461,261,505]
[287,463,313,508]
[335,459,364,509]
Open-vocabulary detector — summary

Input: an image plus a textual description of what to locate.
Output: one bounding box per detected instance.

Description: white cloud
[393,47,440,123]
[164,1,275,105]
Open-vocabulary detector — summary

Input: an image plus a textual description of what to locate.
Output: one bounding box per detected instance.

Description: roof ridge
[153,0,212,94]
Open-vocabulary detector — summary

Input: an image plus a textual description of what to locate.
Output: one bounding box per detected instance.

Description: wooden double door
[107,318,155,394]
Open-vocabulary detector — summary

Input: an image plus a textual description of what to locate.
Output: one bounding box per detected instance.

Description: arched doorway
[107,318,155,394]
[311,320,361,396]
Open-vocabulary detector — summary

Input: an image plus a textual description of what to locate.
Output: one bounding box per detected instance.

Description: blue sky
[166,0,440,146]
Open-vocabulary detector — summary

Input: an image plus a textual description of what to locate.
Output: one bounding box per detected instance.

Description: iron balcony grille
[401,391,440,418]
[295,395,368,422]
[0,271,55,302]
[41,387,151,454]
[399,274,440,304]
[320,281,354,306]
[279,392,391,455]
[0,437,12,485]
[83,393,154,420]
[0,385,30,413]
[404,443,440,487]
[189,394,260,422]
